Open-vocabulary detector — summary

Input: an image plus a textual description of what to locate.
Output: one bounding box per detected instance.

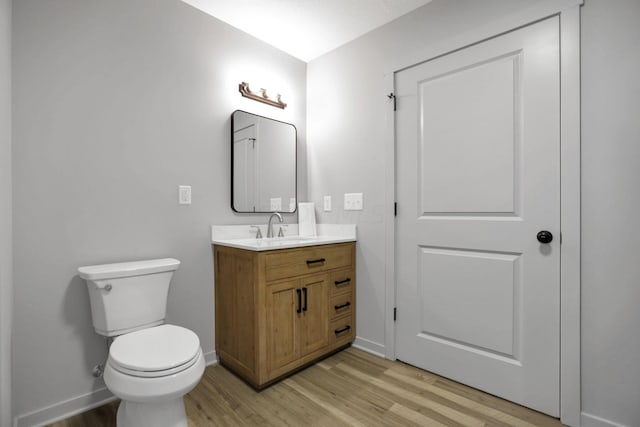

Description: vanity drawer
[329,316,354,346]
[331,293,353,320]
[330,269,354,296]
[265,243,353,282]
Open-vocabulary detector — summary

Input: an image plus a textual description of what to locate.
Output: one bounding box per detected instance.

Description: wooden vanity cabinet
[266,274,329,376]
[214,242,355,388]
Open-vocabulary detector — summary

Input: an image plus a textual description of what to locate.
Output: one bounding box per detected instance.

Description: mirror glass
[231,110,297,213]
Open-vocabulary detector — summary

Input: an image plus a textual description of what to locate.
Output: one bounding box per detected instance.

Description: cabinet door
[300,274,330,356]
[266,280,300,371]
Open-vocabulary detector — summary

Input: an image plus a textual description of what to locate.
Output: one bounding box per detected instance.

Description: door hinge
[394,202,397,217]
[393,307,397,321]
[387,92,396,111]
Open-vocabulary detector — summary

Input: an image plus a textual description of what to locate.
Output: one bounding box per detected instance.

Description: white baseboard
[14,349,218,427]
[204,349,218,366]
[581,412,628,427]
[352,336,386,358]
[14,387,115,427]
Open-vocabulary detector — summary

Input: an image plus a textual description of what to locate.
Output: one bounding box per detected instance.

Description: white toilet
[78,258,205,427]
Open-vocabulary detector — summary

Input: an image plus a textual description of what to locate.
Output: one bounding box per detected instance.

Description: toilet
[78,258,205,427]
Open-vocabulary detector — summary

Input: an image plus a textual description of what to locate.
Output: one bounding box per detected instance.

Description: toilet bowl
[103,325,205,427]
[78,258,205,427]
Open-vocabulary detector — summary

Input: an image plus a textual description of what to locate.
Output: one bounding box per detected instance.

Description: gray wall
[581,1,640,425]
[12,0,306,422]
[0,0,12,425]
[308,0,640,425]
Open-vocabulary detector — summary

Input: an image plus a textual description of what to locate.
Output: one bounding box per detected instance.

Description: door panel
[418,247,520,357]
[266,280,299,371]
[420,53,519,214]
[300,275,329,356]
[396,17,560,416]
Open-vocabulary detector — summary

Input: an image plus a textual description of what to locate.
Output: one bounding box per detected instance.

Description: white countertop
[211,224,356,251]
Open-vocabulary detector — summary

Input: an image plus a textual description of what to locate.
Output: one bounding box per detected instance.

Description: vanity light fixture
[239,81,287,109]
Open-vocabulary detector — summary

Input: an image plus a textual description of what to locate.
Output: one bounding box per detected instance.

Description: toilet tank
[78,258,180,337]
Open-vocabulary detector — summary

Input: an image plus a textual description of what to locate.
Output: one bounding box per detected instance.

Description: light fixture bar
[239,82,287,109]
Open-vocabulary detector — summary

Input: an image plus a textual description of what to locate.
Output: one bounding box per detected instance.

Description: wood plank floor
[48,348,564,426]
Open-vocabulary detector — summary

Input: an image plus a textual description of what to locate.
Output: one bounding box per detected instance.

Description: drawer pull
[334,325,351,335]
[334,301,351,310]
[306,258,326,266]
[296,289,302,314]
[334,278,351,286]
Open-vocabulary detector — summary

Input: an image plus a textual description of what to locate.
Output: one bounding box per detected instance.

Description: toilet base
[116,398,187,427]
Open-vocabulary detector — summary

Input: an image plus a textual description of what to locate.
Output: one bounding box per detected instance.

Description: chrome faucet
[267,212,283,238]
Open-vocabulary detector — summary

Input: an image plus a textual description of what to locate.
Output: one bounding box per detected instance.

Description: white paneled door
[233,123,257,212]
[395,17,560,416]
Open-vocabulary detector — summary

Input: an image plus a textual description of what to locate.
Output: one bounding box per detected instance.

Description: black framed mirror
[231,110,297,213]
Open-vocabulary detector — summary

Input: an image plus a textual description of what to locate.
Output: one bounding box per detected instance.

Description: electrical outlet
[178,185,191,205]
[344,193,363,211]
[323,195,332,211]
[270,197,282,211]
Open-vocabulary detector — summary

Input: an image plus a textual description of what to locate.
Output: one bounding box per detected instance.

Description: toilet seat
[109,324,201,378]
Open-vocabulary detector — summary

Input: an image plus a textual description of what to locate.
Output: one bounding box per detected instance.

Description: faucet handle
[278,227,284,237]
[250,225,263,239]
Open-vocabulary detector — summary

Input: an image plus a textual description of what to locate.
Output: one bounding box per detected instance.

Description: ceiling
[181,0,432,62]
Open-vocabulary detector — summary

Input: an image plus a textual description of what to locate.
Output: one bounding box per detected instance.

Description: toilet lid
[109,324,200,374]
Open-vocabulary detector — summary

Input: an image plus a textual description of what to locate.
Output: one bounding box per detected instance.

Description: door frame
[383,2,582,425]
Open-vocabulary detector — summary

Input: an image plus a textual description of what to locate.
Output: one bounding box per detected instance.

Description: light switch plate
[178,185,191,205]
[323,195,332,211]
[344,193,363,211]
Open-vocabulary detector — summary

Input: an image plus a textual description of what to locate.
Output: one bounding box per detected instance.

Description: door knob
[537,230,553,244]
